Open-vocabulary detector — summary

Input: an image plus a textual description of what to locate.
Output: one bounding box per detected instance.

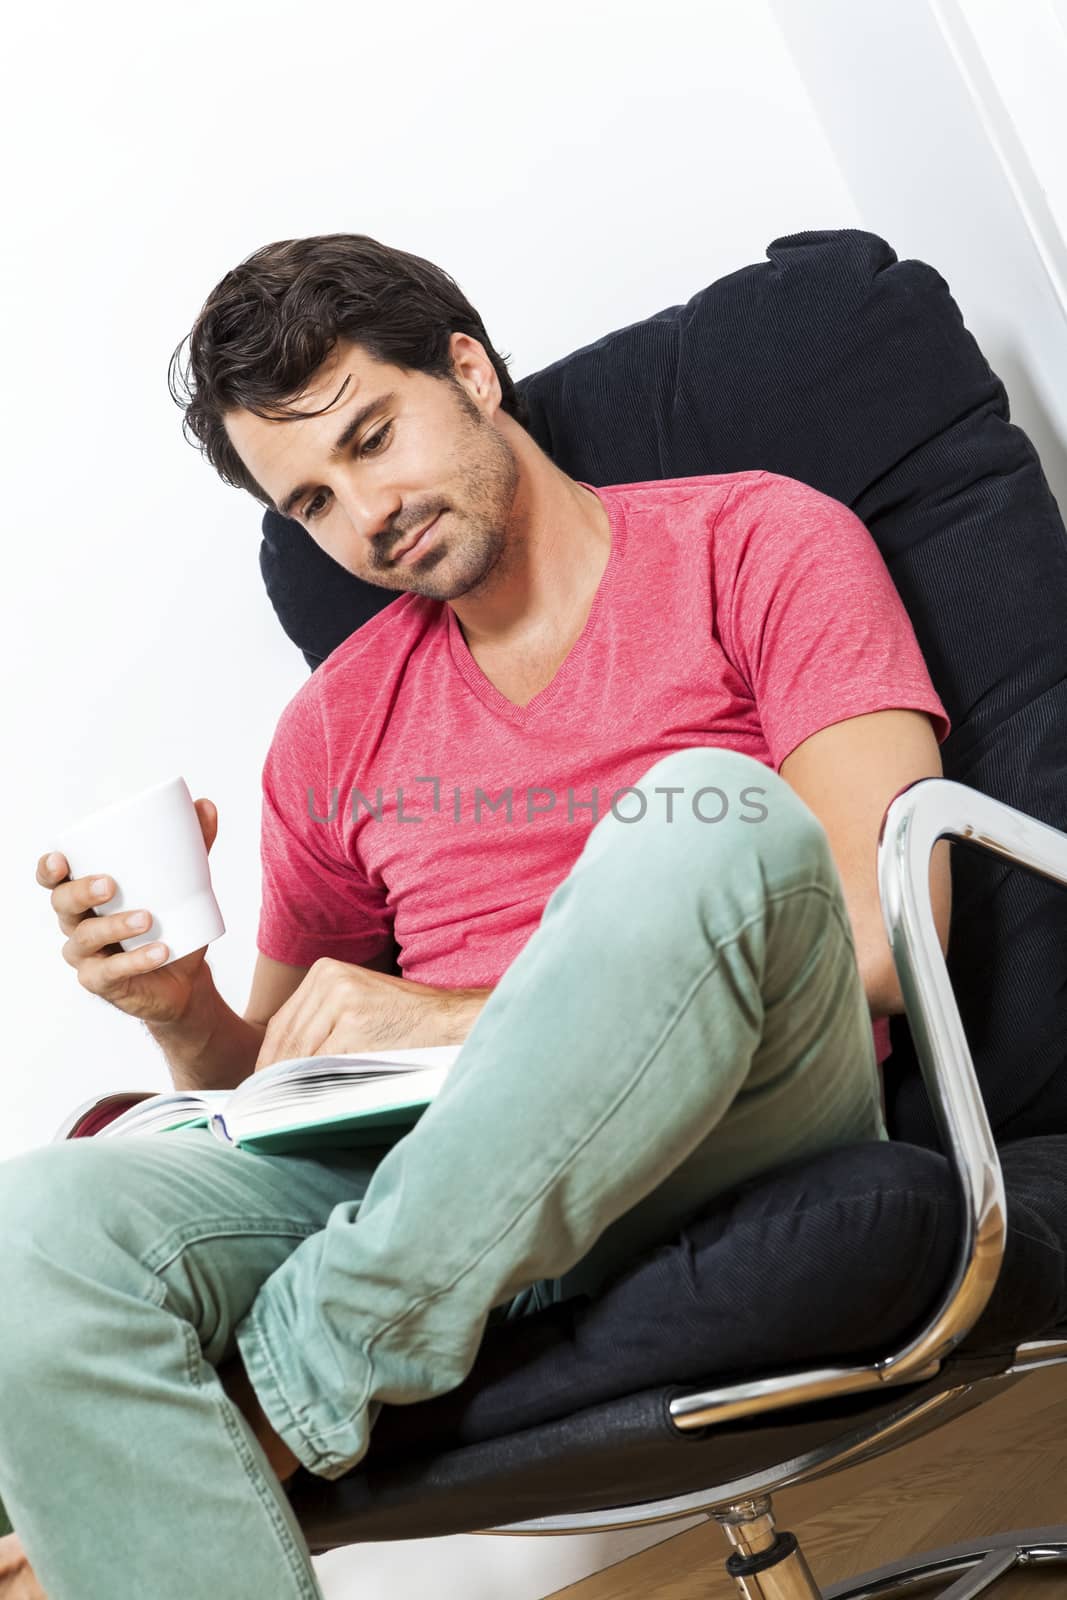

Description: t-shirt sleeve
[256,685,395,968]
[713,471,952,771]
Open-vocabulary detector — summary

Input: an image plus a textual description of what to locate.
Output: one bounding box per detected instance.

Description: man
[3,233,951,1598]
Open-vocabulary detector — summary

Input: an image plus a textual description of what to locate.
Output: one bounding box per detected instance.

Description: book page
[93,1090,231,1139]
[233,1044,463,1112]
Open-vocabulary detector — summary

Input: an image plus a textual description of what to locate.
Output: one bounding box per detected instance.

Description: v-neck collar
[445,481,622,727]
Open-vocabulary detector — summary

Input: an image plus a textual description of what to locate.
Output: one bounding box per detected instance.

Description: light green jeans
[0,749,884,1597]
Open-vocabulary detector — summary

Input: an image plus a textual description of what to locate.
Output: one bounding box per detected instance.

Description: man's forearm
[862,955,906,1022]
[421,983,493,1046]
[336,972,494,1050]
[145,966,264,1093]
[252,963,496,1074]
[149,963,495,1091]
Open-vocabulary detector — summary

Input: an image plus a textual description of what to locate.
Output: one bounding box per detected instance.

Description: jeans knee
[594,745,835,888]
[637,747,775,824]
[0,1142,140,1308]
[0,1145,70,1255]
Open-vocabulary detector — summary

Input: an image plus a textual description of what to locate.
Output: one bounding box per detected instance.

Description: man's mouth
[393,512,444,565]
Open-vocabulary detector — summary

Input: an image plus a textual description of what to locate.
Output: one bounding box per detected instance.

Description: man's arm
[779,708,952,1019]
[145,966,269,1093]
[146,946,490,1091]
[146,946,404,1093]
[252,956,493,1072]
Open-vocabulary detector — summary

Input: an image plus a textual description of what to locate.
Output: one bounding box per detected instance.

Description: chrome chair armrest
[669,777,1067,1431]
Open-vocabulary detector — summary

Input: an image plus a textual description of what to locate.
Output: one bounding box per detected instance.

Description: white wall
[943,0,1067,297]
[770,0,1067,510]
[1,1,859,1595]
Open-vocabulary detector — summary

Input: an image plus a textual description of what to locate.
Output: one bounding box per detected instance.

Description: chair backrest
[258,228,1067,1148]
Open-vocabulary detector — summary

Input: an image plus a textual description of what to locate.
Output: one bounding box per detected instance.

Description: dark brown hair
[168,233,530,507]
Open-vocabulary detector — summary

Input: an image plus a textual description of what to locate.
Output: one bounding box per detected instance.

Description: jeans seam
[141,1218,322,1277]
[309,875,852,1447]
[241,1316,329,1470]
[181,1321,320,1599]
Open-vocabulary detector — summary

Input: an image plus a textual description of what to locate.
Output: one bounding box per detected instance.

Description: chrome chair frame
[480,776,1067,1597]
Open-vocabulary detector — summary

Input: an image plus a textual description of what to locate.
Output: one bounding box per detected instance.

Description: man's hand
[217,1354,302,1485]
[253,957,491,1073]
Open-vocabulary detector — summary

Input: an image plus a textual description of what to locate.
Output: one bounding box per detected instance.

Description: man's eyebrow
[276,389,400,518]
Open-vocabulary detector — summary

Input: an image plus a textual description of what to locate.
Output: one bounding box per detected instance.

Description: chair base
[712,1500,1067,1599]
[822,1526,1067,1599]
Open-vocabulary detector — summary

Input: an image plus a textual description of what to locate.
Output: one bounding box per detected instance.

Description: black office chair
[255,229,1067,1597]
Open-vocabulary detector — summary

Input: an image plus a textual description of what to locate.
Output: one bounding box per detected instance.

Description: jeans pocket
[142,1216,325,1369]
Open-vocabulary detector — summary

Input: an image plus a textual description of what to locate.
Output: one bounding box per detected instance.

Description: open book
[52,1045,462,1156]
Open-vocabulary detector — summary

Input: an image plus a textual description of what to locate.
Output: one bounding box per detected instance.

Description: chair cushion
[258,228,1067,1144]
[289,1133,1067,1548]
[292,1350,1013,1551]
[361,1134,1067,1462]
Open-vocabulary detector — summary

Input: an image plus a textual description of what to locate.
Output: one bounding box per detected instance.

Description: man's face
[223,335,520,601]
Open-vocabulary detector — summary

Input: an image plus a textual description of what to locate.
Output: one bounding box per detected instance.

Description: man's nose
[333,482,403,552]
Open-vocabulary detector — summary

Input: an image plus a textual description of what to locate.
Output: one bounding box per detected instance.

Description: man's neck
[449,460,611,652]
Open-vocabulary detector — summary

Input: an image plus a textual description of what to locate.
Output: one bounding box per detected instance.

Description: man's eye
[360,421,393,456]
[303,422,393,520]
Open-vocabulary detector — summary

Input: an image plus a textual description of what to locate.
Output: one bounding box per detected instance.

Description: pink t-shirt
[257,470,951,1066]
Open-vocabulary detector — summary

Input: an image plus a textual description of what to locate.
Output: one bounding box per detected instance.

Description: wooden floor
[554,1361,1067,1598]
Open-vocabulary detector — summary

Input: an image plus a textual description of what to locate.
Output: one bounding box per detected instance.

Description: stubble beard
[378,412,521,604]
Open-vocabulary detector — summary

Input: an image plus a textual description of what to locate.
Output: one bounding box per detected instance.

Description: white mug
[51,775,225,966]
